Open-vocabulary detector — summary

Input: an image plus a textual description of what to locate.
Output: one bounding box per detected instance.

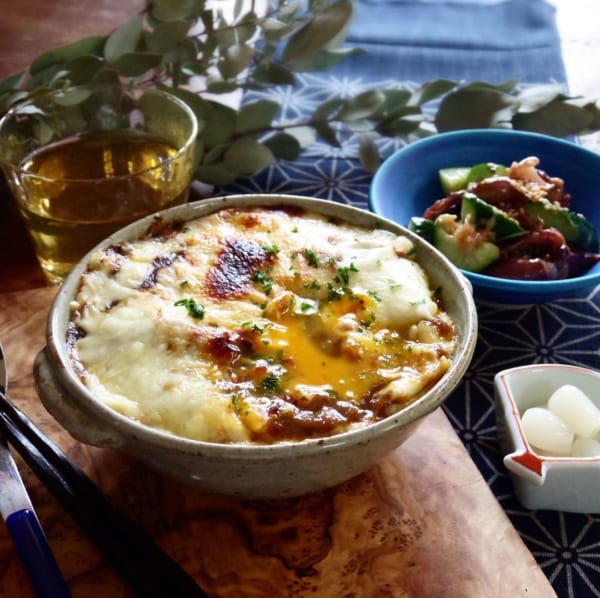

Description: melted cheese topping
[68,207,457,444]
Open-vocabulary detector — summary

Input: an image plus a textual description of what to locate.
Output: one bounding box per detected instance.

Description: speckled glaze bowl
[34,194,477,499]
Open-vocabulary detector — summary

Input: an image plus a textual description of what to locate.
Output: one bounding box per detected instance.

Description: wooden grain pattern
[0,287,556,597]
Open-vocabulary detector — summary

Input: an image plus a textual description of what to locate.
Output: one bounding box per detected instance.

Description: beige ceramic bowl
[34,194,477,499]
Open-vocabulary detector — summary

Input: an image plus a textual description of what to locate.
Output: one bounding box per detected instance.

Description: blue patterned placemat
[219,2,600,596]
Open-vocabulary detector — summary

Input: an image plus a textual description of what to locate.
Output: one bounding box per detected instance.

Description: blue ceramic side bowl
[369,129,600,304]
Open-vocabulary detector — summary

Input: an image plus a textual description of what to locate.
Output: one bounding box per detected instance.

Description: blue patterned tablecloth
[220,2,600,596]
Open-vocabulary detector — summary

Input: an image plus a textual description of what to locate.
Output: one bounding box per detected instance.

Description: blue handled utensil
[0,341,71,598]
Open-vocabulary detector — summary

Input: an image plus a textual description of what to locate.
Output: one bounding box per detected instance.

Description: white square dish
[494,363,600,513]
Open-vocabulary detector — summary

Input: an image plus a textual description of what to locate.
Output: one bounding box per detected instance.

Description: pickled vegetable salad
[410,157,600,280]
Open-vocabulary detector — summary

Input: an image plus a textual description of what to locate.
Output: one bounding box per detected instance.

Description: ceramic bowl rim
[369,129,600,298]
[44,193,478,458]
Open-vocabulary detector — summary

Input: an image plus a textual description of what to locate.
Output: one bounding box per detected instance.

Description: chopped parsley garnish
[179,280,189,288]
[251,268,274,295]
[335,263,358,285]
[174,297,205,319]
[258,373,281,393]
[304,248,320,267]
[263,244,280,254]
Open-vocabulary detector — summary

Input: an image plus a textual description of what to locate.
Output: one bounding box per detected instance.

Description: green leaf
[0,71,25,94]
[235,100,279,134]
[205,80,243,94]
[512,99,597,137]
[514,84,563,113]
[65,55,105,84]
[358,134,381,173]
[218,44,255,79]
[282,0,353,63]
[223,138,274,174]
[200,102,237,148]
[145,21,191,53]
[150,0,203,22]
[251,63,296,86]
[263,132,302,160]
[377,113,424,136]
[195,163,239,186]
[30,36,106,75]
[214,22,257,47]
[435,87,519,131]
[111,53,163,77]
[53,88,93,106]
[312,97,345,121]
[314,120,340,146]
[408,79,456,106]
[337,90,385,122]
[104,15,144,63]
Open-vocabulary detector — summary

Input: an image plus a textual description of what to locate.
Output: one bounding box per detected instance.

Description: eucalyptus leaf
[104,15,144,63]
[515,84,563,113]
[408,79,456,107]
[235,100,279,134]
[223,138,274,174]
[311,97,345,121]
[111,53,163,77]
[2,0,600,192]
[145,21,192,53]
[30,36,106,76]
[358,134,381,173]
[282,0,353,63]
[435,87,519,131]
[150,0,203,22]
[337,90,385,122]
[195,163,239,186]
[251,63,296,86]
[65,55,105,85]
[512,99,597,137]
[218,44,255,79]
[263,132,302,159]
[53,88,93,106]
[199,102,237,147]
[314,120,340,147]
[0,71,25,94]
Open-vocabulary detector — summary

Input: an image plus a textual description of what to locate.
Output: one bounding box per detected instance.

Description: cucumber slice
[460,193,524,241]
[524,199,599,252]
[433,221,500,272]
[439,167,470,194]
[409,217,435,244]
[466,162,508,184]
[439,162,509,195]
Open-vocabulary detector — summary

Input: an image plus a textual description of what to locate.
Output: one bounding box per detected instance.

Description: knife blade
[0,342,71,598]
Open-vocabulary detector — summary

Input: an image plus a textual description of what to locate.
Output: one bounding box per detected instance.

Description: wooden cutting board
[0,286,556,598]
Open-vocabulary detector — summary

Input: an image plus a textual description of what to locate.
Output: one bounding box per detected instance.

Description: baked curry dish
[67,206,458,444]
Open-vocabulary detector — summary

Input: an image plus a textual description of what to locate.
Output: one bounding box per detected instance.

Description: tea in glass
[0,84,198,283]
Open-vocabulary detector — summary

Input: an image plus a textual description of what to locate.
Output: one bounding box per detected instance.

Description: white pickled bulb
[572,436,600,458]
[547,384,600,439]
[521,407,574,455]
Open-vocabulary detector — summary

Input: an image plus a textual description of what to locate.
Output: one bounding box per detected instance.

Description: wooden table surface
[0,2,556,597]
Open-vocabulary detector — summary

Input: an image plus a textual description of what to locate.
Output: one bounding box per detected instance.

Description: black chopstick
[0,392,210,598]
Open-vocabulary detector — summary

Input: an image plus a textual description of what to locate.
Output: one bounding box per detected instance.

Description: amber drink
[0,84,198,283]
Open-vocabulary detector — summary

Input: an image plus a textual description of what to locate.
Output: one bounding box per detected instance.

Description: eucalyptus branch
[1,0,599,188]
